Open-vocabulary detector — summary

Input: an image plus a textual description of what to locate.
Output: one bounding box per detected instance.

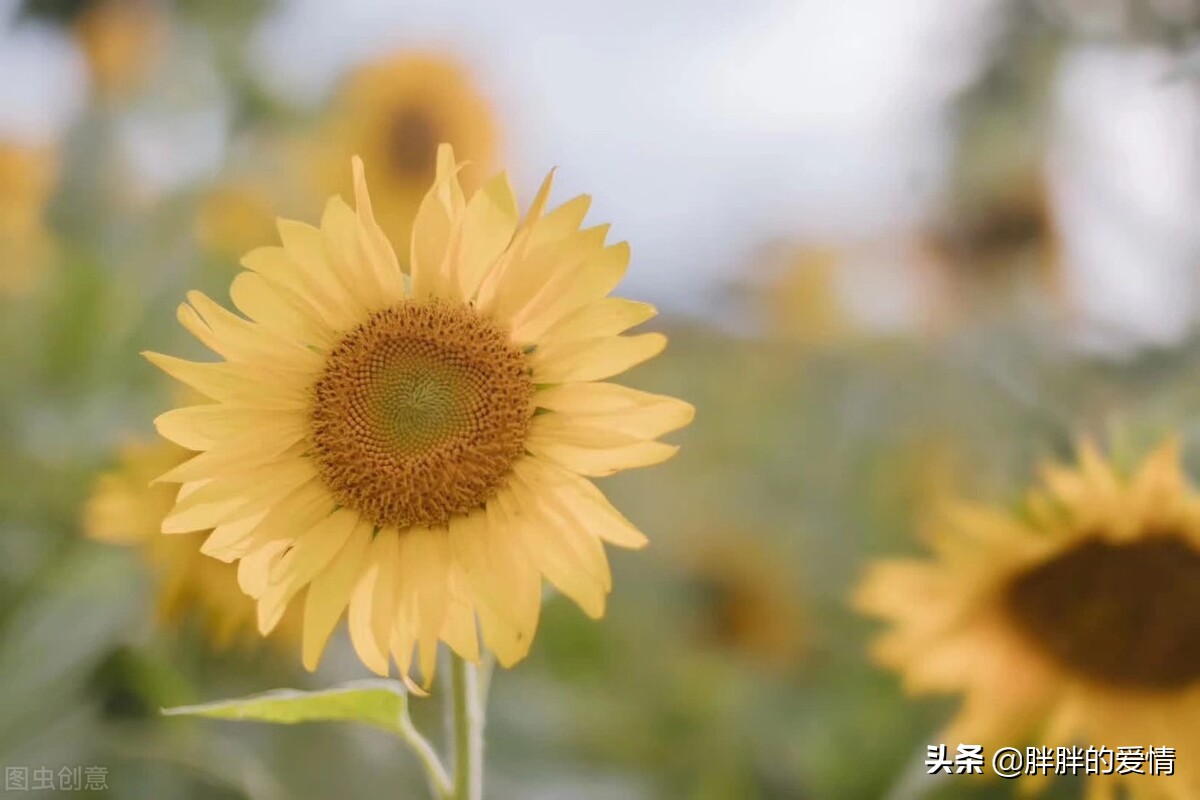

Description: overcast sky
[2,0,1198,350]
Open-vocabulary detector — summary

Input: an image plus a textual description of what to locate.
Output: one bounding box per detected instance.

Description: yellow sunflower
[0,141,57,298]
[679,533,805,671]
[85,439,301,649]
[145,145,692,686]
[921,173,1063,328]
[195,181,279,263]
[74,0,167,101]
[762,245,855,345]
[306,53,498,256]
[856,440,1200,798]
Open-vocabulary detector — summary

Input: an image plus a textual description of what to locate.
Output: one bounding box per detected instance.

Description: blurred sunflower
[73,0,167,100]
[146,145,692,686]
[0,142,57,298]
[680,534,805,671]
[921,175,1062,327]
[305,53,498,257]
[85,439,301,649]
[761,245,856,345]
[856,440,1200,797]
[194,181,279,263]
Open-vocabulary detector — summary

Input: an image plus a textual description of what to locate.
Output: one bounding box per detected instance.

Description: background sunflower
[84,437,304,650]
[300,53,499,257]
[0,141,57,297]
[857,442,1200,798]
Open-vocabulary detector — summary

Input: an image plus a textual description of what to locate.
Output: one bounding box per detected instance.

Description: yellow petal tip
[400,672,429,697]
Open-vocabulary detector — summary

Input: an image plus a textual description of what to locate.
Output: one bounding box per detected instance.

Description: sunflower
[195,181,279,263]
[855,440,1200,798]
[929,179,1054,273]
[0,141,57,297]
[145,145,692,686]
[922,174,1061,320]
[73,0,167,101]
[306,53,498,257]
[85,439,301,649]
[761,245,856,345]
[679,533,805,671]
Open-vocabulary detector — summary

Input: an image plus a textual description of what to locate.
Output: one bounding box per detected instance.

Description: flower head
[761,245,855,344]
[856,440,1200,797]
[195,182,279,262]
[146,145,692,686]
[85,439,301,649]
[680,533,805,671]
[74,0,167,100]
[306,53,498,257]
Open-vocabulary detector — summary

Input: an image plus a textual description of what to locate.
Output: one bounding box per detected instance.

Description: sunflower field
[3,1,1200,799]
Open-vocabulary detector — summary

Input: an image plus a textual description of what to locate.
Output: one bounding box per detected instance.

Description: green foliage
[163,680,410,735]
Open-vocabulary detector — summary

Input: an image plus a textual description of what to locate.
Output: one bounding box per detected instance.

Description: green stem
[450,654,484,800]
[397,701,452,800]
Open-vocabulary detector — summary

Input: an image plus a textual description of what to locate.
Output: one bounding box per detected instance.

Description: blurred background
[3,0,1200,797]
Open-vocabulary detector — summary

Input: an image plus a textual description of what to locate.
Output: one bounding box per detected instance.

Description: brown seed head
[1003,534,1200,691]
[310,300,534,529]
[386,105,440,182]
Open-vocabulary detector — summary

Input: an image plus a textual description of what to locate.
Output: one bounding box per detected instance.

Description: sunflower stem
[396,698,452,800]
[449,653,484,800]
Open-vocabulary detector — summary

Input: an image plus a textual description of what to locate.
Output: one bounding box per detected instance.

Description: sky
[1,0,1198,350]
[249,0,1004,308]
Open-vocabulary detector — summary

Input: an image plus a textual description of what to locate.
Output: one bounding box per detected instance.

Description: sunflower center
[309,301,534,529]
[1003,535,1200,691]
[387,106,440,181]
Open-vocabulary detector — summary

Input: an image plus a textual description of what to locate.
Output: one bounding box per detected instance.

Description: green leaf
[163,679,408,735]
[165,679,454,797]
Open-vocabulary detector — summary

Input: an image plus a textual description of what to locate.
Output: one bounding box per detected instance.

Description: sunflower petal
[200,511,268,562]
[527,194,590,251]
[228,271,335,349]
[179,290,322,368]
[511,241,630,340]
[536,297,656,343]
[439,570,481,663]
[162,460,317,533]
[514,457,650,549]
[347,542,391,676]
[277,217,367,329]
[144,352,310,410]
[154,424,306,483]
[483,225,609,327]
[457,172,519,300]
[154,404,300,452]
[534,383,694,439]
[526,425,678,477]
[529,333,666,384]
[319,196,392,314]
[499,484,606,619]
[238,539,290,598]
[242,245,355,334]
[370,531,403,677]
[258,508,359,634]
[302,520,372,671]
[410,144,466,300]
[351,156,406,304]
[399,526,452,686]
